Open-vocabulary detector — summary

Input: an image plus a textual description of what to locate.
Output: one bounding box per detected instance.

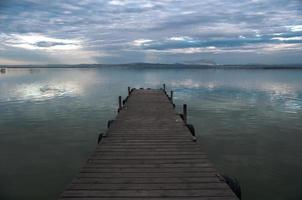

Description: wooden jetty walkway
[59,86,240,200]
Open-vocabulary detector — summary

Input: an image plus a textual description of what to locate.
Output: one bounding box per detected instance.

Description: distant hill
[181,59,217,65]
[1,63,302,69]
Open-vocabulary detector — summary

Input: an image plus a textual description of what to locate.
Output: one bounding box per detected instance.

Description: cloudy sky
[0,0,302,65]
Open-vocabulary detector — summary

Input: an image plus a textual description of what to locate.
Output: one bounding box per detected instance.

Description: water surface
[0,67,302,200]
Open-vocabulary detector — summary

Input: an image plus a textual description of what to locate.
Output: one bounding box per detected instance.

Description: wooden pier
[59,87,239,200]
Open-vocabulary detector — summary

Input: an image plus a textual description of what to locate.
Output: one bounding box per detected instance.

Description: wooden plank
[68,183,229,190]
[92,151,207,155]
[61,189,234,198]
[73,177,223,184]
[76,172,217,178]
[60,198,236,200]
[86,159,210,163]
[88,155,208,160]
[79,168,216,173]
[59,89,238,200]
[83,163,214,168]
[94,147,206,151]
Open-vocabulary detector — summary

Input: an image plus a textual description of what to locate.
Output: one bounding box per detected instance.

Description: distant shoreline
[1,63,302,69]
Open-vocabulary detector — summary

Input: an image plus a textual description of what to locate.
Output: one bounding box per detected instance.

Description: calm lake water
[0,67,302,200]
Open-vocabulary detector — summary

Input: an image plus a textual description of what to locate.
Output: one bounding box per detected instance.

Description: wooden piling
[118,96,122,110]
[183,104,187,124]
[128,87,131,96]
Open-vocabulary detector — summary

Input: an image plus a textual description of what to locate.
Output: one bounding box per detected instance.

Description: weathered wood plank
[83,163,214,168]
[76,172,217,178]
[92,151,207,155]
[79,168,216,173]
[88,155,208,160]
[73,177,223,184]
[60,198,236,200]
[61,189,235,198]
[68,182,229,190]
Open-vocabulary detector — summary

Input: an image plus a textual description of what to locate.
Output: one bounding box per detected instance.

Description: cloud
[108,0,127,6]
[0,0,302,64]
[0,33,110,64]
[1,33,82,50]
[35,41,68,48]
[169,36,193,41]
[131,30,302,53]
[287,25,302,32]
[272,36,302,41]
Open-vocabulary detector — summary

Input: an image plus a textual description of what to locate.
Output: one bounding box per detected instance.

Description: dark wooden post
[128,87,131,96]
[183,104,187,124]
[118,96,122,110]
[170,90,173,101]
[163,84,166,92]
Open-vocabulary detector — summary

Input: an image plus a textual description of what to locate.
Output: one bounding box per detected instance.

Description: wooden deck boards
[59,89,238,200]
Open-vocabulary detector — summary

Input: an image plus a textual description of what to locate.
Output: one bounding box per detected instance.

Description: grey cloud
[35,41,69,47]
[0,0,302,64]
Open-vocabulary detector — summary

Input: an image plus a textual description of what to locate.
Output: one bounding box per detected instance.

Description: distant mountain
[182,59,217,65]
[1,63,302,69]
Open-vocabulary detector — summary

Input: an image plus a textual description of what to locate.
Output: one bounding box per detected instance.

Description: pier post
[170,90,173,102]
[163,84,166,92]
[183,104,187,124]
[128,87,131,96]
[118,96,122,110]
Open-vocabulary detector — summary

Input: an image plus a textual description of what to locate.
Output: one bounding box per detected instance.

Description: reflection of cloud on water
[284,100,302,113]
[170,79,219,90]
[260,83,302,113]
[168,78,302,113]
[1,69,101,102]
[170,79,199,88]
[261,82,296,97]
[143,73,161,86]
[14,82,80,101]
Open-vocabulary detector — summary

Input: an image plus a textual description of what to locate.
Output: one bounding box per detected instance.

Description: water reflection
[0,68,302,200]
[167,75,302,114]
[14,82,79,101]
[0,68,101,102]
